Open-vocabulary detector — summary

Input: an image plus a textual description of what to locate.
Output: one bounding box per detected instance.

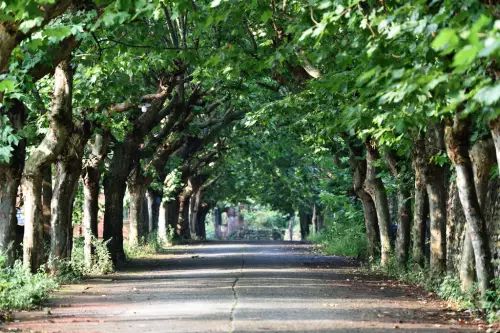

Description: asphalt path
[3,241,484,332]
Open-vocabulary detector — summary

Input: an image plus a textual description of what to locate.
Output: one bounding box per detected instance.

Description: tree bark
[196,203,209,240]
[412,137,428,268]
[386,151,412,266]
[177,191,191,239]
[0,100,26,265]
[49,123,90,273]
[489,117,500,175]
[41,166,52,243]
[457,138,495,290]
[299,209,310,240]
[146,189,160,232]
[23,59,73,272]
[82,133,108,268]
[363,139,392,266]
[348,143,380,259]
[127,166,149,247]
[445,116,494,295]
[424,122,448,275]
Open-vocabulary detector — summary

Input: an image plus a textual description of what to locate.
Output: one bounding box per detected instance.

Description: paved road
[4,241,482,333]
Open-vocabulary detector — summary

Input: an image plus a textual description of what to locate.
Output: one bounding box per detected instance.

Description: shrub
[310,218,368,259]
[124,232,163,259]
[0,256,57,311]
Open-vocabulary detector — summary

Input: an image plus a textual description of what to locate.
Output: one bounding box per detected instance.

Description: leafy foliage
[0,256,57,311]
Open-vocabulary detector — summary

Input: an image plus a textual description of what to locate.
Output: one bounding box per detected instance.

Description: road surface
[3,241,484,332]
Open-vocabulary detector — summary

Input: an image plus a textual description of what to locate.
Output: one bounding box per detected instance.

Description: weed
[0,257,57,311]
[309,219,367,259]
[125,232,163,259]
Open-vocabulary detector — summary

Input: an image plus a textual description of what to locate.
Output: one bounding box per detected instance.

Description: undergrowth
[55,236,114,282]
[308,220,367,259]
[0,257,57,312]
[0,237,114,314]
[375,256,499,324]
[124,232,163,258]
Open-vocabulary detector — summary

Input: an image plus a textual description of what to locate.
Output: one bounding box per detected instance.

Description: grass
[0,257,57,313]
[308,219,368,259]
[373,255,500,324]
[124,232,164,259]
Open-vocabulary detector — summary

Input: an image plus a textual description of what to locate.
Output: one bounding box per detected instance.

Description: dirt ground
[1,241,497,333]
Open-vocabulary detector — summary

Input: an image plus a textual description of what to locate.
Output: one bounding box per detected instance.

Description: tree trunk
[23,59,73,272]
[214,207,222,239]
[299,210,310,240]
[445,116,494,295]
[386,151,412,266]
[412,137,428,267]
[127,167,149,247]
[489,117,500,175]
[424,122,448,275]
[457,138,495,291]
[41,166,52,244]
[103,138,138,265]
[196,203,209,240]
[176,187,192,239]
[0,100,26,265]
[146,189,160,232]
[82,133,108,268]
[49,125,90,273]
[363,140,392,266]
[287,214,294,241]
[348,143,380,259]
[189,187,203,240]
[103,174,127,264]
[158,200,168,243]
[158,199,179,243]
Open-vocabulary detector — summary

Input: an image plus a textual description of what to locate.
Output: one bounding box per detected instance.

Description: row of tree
[0,0,498,299]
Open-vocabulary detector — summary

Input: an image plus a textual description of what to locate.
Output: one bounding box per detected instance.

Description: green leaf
[452,45,478,69]
[260,10,272,23]
[210,0,222,8]
[43,26,72,42]
[473,84,500,106]
[0,79,16,93]
[18,17,43,33]
[431,28,459,54]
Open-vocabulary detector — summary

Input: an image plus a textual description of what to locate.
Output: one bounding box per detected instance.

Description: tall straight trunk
[103,175,127,264]
[490,117,500,175]
[459,138,497,291]
[445,116,494,295]
[158,199,179,243]
[298,210,310,240]
[197,203,209,240]
[23,59,73,272]
[127,166,149,246]
[424,122,447,275]
[0,100,26,265]
[363,140,392,266]
[50,165,77,264]
[103,139,138,264]
[412,137,428,267]
[447,183,468,275]
[146,189,160,232]
[158,200,168,243]
[348,143,379,258]
[288,214,295,241]
[82,133,108,268]
[189,187,203,240]
[177,192,191,239]
[386,152,412,266]
[41,166,52,243]
[213,207,222,239]
[49,125,90,272]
